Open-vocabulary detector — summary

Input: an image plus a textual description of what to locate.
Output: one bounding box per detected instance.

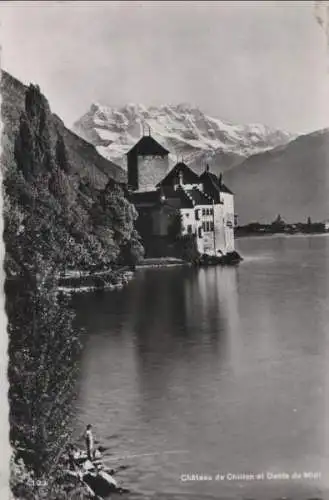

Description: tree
[91,180,143,265]
[175,234,199,263]
[6,83,81,483]
[55,132,70,174]
[7,265,81,477]
[15,85,56,182]
[118,229,145,268]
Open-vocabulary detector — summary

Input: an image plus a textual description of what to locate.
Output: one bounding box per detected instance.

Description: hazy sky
[1,1,329,134]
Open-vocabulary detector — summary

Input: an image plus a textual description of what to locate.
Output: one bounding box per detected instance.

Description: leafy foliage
[5,82,144,497]
[91,180,144,265]
[175,234,200,263]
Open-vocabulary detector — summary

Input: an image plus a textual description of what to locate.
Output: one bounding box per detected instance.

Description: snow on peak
[73,103,295,172]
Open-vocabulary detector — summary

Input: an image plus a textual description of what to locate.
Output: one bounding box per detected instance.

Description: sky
[1,0,329,134]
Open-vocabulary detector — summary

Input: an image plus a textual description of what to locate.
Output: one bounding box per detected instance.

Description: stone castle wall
[138,155,169,191]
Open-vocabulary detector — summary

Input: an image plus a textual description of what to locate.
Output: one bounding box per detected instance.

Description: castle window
[202,221,214,232]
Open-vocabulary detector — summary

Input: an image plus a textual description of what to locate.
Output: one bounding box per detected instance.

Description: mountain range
[73,102,294,173]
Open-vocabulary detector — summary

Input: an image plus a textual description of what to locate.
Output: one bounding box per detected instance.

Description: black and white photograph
[1,1,329,499]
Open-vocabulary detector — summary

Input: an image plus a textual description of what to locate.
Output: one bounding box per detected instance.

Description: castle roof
[199,170,234,195]
[163,187,195,209]
[186,187,214,206]
[162,186,214,209]
[129,184,215,211]
[126,135,169,156]
[156,161,200,188]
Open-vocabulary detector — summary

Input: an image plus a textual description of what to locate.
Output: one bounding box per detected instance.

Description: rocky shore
[58,267,135,294]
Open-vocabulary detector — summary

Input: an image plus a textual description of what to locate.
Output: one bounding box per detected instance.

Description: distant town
[235,215,329,237]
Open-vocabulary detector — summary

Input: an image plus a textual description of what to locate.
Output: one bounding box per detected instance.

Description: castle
[126,133,236,257]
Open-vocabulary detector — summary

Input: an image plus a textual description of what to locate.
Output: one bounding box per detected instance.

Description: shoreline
[57,259,188,294]
[136,257,189,270]
[57,252,243,294]
[235,231,329,240]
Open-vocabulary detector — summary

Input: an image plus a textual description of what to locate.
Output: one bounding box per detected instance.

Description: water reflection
[133,266,240,395]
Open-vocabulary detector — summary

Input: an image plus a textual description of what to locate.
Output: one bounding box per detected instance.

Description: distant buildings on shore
[125,133,236,257]
[236,218,329,237]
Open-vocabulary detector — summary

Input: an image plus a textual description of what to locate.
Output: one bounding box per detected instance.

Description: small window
[210,208,213,215]
[198,226,202,238]
[202,209,205,216]
[195,209,200,220]
[187,224,193,234]
[185,213,190,218]
[202,221,206,231]
[210,221,214,231]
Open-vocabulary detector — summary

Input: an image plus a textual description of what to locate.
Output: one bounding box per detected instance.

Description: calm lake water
[72,235,329,500]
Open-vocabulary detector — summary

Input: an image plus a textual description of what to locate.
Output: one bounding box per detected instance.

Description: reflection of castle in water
[184,266,243,370]
[131,267,241,420]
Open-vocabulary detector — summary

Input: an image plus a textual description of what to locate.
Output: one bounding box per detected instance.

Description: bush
[175,234,199,263]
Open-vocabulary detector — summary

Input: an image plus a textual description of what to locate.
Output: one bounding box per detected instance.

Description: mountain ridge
[1,70,126,187]
[224,128,329,225]
[73,102,295,173]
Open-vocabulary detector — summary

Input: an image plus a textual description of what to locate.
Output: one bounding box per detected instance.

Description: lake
[72,235,329,500]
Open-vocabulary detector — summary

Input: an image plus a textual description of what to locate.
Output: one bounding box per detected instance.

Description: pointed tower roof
[199,168,234,195]
[126,135,170,156]
[156,161,200,188]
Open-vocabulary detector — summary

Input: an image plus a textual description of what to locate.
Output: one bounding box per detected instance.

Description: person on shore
[85,424,94,461]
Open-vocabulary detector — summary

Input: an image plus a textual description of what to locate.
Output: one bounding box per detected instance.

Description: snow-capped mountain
[73,103,295,173]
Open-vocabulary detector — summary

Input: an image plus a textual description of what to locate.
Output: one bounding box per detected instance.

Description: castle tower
[126,133,170,192]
